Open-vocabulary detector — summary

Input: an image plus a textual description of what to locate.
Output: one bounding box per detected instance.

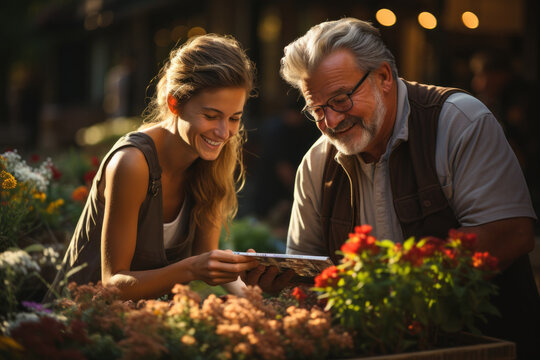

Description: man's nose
[323,107,346,129]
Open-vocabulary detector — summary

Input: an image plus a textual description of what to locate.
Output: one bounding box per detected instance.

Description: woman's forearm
[104,256,197,301]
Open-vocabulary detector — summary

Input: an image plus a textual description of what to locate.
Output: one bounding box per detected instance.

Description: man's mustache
[325,116,373,137]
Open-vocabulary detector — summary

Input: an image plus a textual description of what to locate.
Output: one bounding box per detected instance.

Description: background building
[1,0,538,225]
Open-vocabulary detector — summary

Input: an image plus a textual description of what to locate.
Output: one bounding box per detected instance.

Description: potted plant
[312,225,515,359]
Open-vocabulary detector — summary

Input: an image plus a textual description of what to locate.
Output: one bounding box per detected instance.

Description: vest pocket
[394,184,450,223]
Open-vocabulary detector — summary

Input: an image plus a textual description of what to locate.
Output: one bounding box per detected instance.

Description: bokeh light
[418,11,437,29]
[376,9,397,27]
[462,11,479,29]
[188,27,206,38]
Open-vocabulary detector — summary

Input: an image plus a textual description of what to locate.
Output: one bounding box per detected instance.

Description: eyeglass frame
[301,70,372,122]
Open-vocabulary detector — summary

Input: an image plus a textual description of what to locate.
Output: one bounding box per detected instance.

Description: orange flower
[71,185,89,202]
[472,252,498,271]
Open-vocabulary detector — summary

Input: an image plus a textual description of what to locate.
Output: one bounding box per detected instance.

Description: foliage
[0,244,62,316]
[220,217,286,253]
[2,283,353,360]
[0,150,98,252]
[313,225,500,355]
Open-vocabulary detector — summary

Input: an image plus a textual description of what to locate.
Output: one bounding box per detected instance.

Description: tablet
[233,252,334,279]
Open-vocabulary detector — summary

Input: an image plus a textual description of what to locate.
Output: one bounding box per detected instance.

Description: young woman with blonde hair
[47,34,258,301]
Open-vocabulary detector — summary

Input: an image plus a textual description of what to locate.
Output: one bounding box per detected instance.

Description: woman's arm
[100,149,257,300]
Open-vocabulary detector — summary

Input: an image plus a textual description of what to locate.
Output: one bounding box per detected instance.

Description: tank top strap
[125,132,162,197]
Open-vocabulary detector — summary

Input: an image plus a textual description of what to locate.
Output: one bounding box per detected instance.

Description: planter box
[339,333,516,360]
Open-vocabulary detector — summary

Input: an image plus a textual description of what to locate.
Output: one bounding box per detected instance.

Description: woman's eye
[204,114,218,120]
[230,117,241,122]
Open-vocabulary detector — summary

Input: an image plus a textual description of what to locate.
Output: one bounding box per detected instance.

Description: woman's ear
[167,93,179,115]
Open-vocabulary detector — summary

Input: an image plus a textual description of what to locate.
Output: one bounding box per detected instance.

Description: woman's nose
[214,119,229,139]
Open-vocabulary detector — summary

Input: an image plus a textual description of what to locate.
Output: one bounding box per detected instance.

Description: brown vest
[322,80,461,263]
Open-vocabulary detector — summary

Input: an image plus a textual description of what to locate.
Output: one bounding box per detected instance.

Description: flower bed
[0,148,510,359]
[1,283,353,360]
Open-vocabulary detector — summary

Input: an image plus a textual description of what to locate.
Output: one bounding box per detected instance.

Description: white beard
[328,85,387,155]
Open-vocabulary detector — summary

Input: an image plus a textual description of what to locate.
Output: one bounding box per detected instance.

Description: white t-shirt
[287,78,537,256]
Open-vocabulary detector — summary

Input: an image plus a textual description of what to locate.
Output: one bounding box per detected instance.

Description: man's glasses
[302,70,371,122]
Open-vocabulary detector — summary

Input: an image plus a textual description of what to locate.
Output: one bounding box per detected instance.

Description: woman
[47,34,259,301]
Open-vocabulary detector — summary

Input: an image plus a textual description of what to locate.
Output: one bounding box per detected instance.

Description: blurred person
[252,99,319,228]
[103,55,136,118]
[470,51,533,170]
[46,34,259,302]
[245,18,539,358]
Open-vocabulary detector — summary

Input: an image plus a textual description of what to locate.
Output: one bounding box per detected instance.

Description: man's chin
[329,139,361,155]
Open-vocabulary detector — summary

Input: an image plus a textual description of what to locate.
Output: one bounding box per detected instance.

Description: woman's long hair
[142,34,256,229]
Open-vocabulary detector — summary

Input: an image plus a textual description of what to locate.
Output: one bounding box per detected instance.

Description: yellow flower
[46,198,64,214]
[0,170,17,190]
[33,191,46,202]
[0,335,24,351]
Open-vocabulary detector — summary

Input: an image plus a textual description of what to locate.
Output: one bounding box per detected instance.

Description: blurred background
[0,0,539,239]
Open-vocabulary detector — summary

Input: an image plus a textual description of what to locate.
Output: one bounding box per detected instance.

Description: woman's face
[177,87,246,161]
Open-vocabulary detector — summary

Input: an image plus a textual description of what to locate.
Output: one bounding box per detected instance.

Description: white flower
[1,150,52,192]
[36,245,61,266]
[0,249,40,275]
[1,312,39,335]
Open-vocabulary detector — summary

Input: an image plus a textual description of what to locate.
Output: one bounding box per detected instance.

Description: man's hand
[240,249,295,295]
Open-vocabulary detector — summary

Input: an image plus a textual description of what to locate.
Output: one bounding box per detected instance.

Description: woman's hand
[190,250,259,286]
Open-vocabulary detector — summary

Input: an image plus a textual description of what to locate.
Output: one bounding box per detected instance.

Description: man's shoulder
[436,91,496,136]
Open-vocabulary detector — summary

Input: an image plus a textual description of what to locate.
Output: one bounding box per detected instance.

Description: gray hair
[280,18,398,89]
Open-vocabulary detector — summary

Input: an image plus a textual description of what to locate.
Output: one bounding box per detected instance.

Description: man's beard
[324,87,386,156]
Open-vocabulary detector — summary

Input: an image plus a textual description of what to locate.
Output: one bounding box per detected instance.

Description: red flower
[402,245,424,267]
[30,154,40,163]
[84,169,97,184]
[442,248,458,268]
[292,287,307,303]
[419,237,445,257]
[341,240,362,254]
[91,156,100,168]
[315,266,339,288]
[342,224,379,255]
[48,164,62,180]
[354,224,373,235]
[472,252,498,271]
[448,229,478,251]
[407,320,422,335]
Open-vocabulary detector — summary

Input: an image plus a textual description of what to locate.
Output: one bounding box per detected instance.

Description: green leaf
[65,262,88,279]
[23,243,45,253]
[403,237,415,251]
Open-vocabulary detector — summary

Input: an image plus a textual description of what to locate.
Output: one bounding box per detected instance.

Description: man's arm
[460,217,534,270]
[437,93,537,269]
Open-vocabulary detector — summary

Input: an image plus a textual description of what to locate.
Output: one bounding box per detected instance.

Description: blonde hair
[142,34,256,229]
[280,18,398,89]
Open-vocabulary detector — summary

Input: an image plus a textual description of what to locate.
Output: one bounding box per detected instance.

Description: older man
[247,18,539,358]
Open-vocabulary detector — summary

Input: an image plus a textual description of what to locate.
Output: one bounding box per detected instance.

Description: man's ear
[376,62,394,93]
[167,93,179,115]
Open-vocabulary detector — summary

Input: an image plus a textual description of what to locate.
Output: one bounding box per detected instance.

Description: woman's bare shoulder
[103,147,150,200]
